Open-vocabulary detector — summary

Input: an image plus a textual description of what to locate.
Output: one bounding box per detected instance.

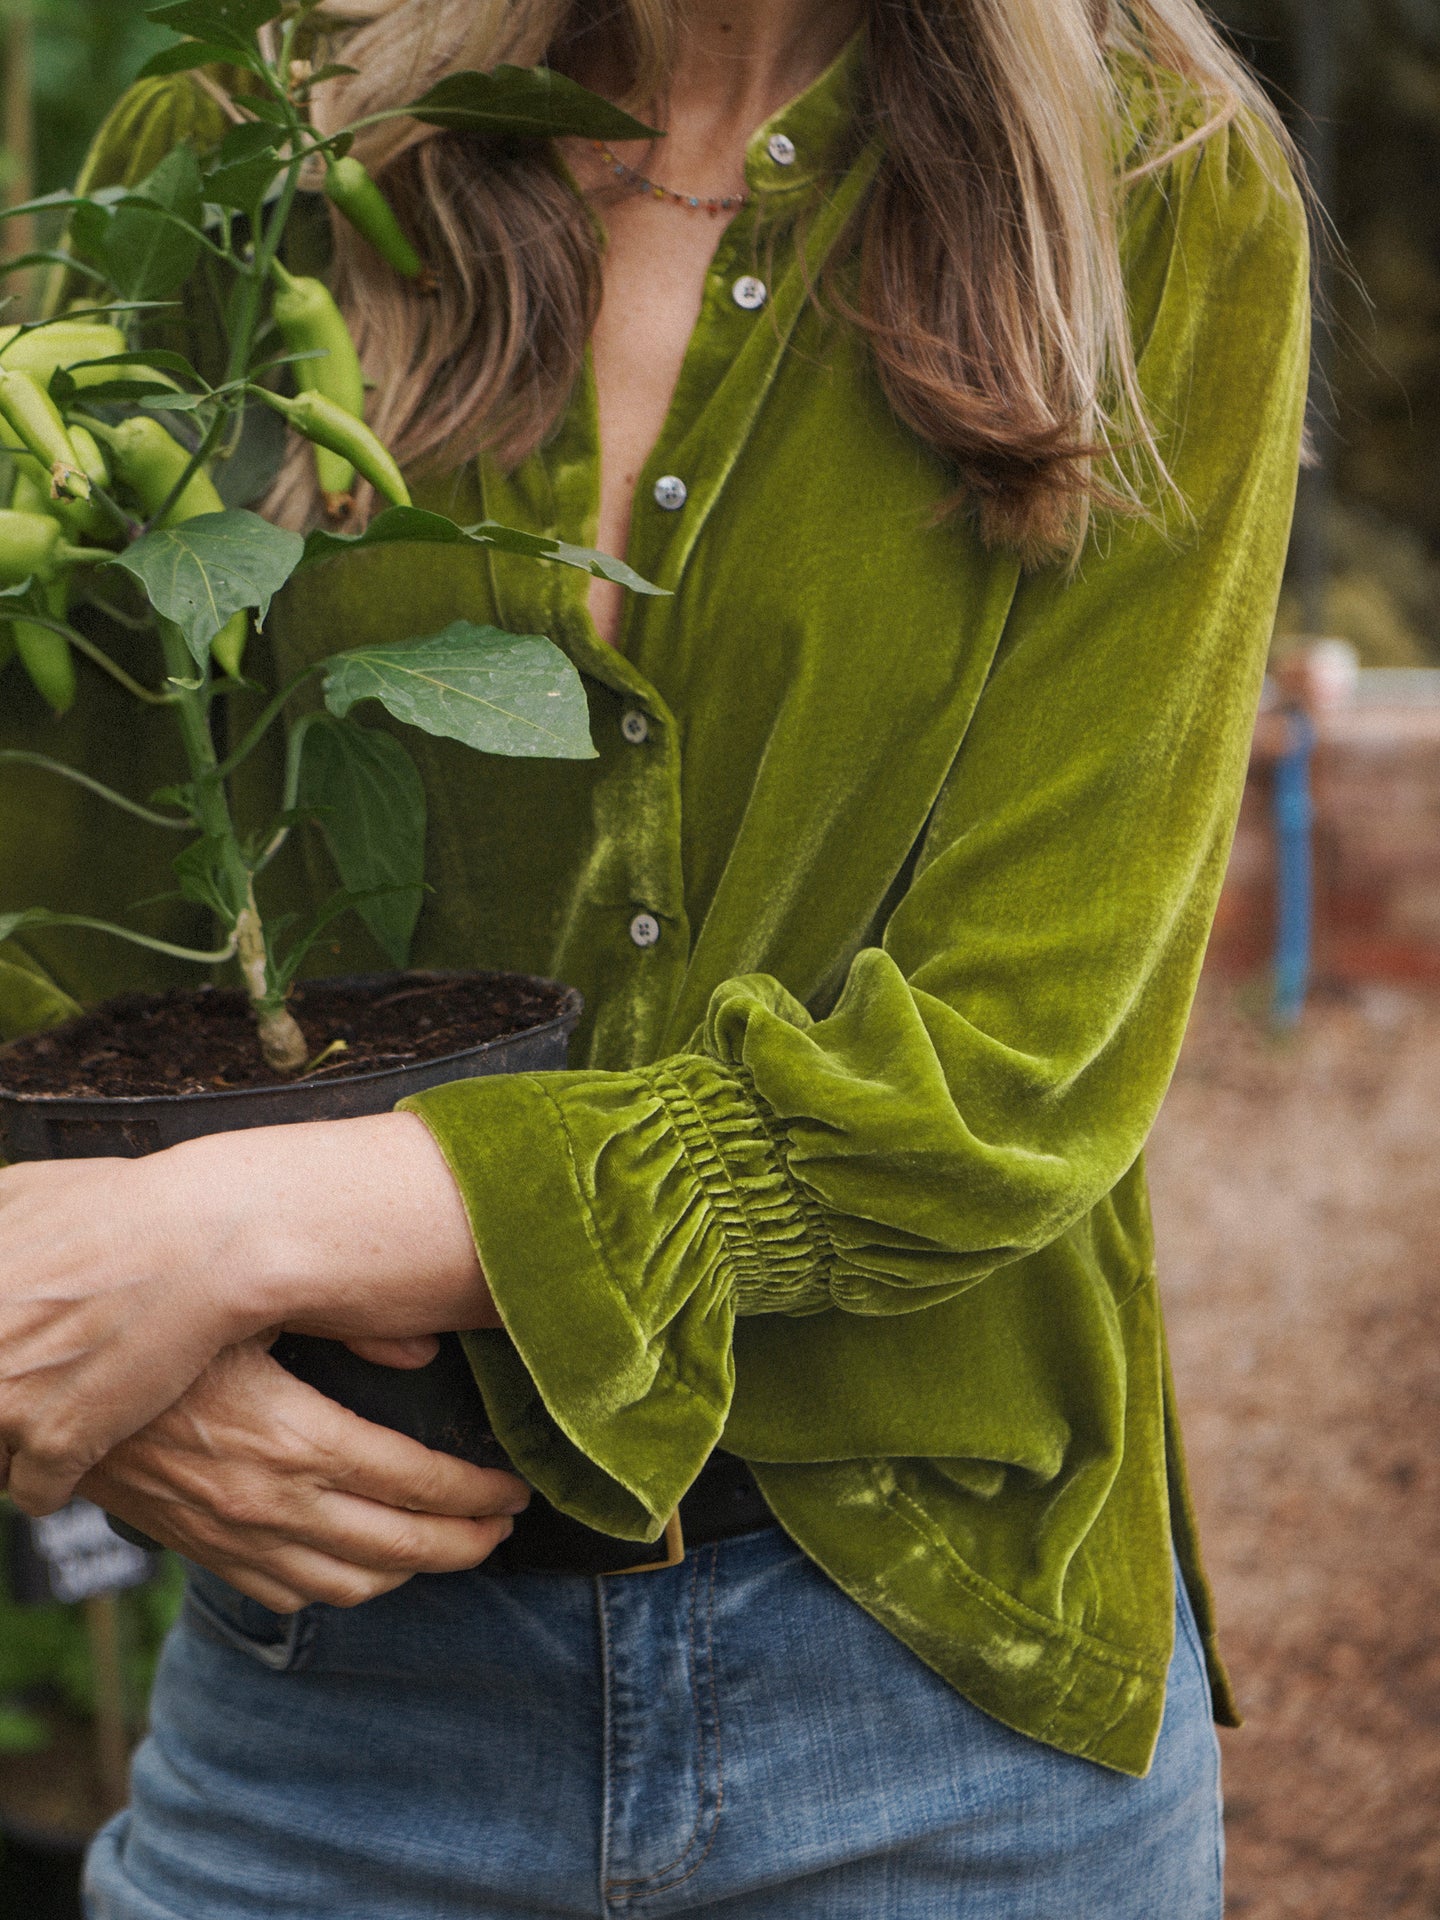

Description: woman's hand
[0,1153,262,1516]
[81,1338,530,1613]
[0,1112,498,1517]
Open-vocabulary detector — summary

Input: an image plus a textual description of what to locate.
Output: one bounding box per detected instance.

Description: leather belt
[483,1449,774,1577]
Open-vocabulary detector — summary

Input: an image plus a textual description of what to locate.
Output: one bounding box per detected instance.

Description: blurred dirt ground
[1148,978,1440,1920]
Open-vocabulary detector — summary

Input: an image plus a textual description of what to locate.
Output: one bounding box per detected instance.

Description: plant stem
[0,750,193,827]
[11,612,175,704]
[12,912,239,965]
[211,663,322,781]
[154,627,308,1072]
[160,648,306,1069]
[236,881,308,1073]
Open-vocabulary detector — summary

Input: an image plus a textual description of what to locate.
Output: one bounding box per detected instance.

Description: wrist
[142,1132,293,1342]
[156,1112,492,1343]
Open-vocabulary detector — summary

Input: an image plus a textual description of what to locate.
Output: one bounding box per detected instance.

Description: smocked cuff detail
[644,1057,835,1315]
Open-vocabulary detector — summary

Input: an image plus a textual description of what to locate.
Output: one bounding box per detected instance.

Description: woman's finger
[261,1492,516,1582]
[306,1392,531,1518]
[341,1335,441,1369]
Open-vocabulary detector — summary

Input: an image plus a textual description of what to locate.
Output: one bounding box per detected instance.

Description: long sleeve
[403,115,1310,1539]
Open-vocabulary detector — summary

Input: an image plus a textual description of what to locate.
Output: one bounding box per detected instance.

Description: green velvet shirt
[0,47,1308,1776]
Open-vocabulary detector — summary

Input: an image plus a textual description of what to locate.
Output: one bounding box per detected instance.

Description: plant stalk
[155,621,305,1070]
[236,884,308,1073]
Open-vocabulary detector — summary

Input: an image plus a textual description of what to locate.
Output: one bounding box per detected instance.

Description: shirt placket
[479,79,878,1065]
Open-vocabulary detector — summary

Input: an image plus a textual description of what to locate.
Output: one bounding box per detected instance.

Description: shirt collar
[744,27,866,200]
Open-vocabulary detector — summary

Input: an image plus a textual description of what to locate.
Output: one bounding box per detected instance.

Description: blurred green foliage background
[17,0,169,197]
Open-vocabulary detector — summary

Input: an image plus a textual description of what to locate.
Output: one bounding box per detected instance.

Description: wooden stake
[84,1594,132,1817]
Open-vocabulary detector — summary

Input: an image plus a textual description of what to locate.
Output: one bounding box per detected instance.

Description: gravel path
[1148,980,1440,1919]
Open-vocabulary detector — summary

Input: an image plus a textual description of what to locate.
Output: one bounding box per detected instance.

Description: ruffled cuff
[400,1054,831,1538]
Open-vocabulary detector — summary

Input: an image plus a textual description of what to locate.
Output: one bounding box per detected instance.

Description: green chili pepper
[210,612,249,681]
[95,414,225,525]
[12,582,76,715]
[0,320,128,389]
[68,424,109,493]
[0,371,92,504]
[323,156,423,281]
[0,512,73,713]
[0,508,65,585]
[89,415,247,674]
[269,260,369,513]
[15,424,113,544]
[257,386,410,510]
[11,465,52,519]
[0,325,173,519]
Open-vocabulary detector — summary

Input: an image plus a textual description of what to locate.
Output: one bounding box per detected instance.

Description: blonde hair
[277,0,1297,562]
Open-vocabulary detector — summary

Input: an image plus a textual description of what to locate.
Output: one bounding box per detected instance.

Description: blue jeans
[86,1527,1223,1918]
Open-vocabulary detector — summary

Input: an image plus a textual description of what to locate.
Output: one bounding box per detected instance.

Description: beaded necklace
[591,140,748,216]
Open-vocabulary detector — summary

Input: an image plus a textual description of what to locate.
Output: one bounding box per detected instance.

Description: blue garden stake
[1272,707,1315,1028]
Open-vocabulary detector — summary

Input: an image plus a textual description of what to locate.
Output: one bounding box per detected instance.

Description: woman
[0,0,1308,1913]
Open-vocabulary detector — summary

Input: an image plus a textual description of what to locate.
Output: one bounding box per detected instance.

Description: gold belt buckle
[605,1510,685,1577]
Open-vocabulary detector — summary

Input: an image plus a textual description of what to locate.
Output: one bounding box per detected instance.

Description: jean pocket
[182,1564,319,1673]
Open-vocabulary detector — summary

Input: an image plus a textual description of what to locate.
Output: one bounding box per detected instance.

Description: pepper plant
[0,0,662,1073]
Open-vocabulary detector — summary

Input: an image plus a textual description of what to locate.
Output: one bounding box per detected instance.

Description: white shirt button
[731,275,768,311]
[620,709,650,745]
[767,133,797,166]
[653,474,688,511]
[629,912,661,949]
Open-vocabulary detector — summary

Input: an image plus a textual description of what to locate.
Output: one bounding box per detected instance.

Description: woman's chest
[585,203,743,647]
[266,256,1021,1055]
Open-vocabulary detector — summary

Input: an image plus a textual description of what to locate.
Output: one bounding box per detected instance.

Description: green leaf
[108,511,305,665]
[405,67,662,143]
[205,155,284,212]
[299,505,667,597]
[204,122,286,211]
[214,120,283,165]
[138,41,236,78]
[146,0,280,56]
[296,716,426,966]
[64,349,200,380]
[60,375,186,406]
[171,834,247,923]
[0,250,108,284]
[49,352,192,405]
[272,890,380,993]
[322,621,597,762]
[212,398,288,508]
[100,148,205,301]
[68,200,114,271]
[0,189,103,223]
[234,96,292,127]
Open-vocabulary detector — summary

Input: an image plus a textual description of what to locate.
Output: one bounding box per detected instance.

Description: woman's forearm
[167,1111,498,1341]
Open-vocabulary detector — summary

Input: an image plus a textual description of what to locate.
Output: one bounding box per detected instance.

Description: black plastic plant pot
[0,1810,87,1920]
[0,973,583,1491]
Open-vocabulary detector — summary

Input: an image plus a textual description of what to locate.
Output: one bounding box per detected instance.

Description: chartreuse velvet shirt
[0,47,1308,1776]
